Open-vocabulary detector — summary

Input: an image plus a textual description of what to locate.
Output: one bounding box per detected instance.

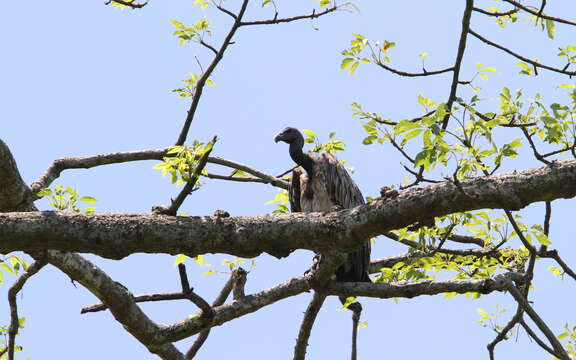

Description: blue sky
[1,1,575,359]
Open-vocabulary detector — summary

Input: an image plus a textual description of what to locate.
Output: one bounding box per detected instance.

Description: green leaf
[341,57,354,70]
[174,254,188,265]
[37,188,52,198]
[203,270,218,277]
[349,61,360,75]
[401,129,423,145]
[545,18,555,39]
[534,232,551,246]
[338,296,357,310]
[302,129,316,137]
[419,52,428,59]
[79,196,97,204]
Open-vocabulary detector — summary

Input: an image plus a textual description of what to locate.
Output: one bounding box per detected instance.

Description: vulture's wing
[314,152,371,282]
[289,168,302,213]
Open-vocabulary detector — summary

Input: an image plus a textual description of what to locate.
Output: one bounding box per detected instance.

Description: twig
[458,100,536,127]
[473,7,518,17]
[469,29,576,76]
[178,264,213,317]
[376,62,454,77]
[538,0,547,16]
[520,127,550,164]
[240,6,339,26]
[442,0,474,129]
[519,319,558,358]
[212,2,237,19]
[487,307,523,360]
[276,165,298,179]
[8,260,47,360]
[199,40,218,55]
[293,292,327,360]
[539,249,576,281]
[507,283,569,359]
[105,0,148,8]
[185,274,234,360]
[502,0,576,26]
[81,292,191,313]
[204,172,272,184]
[388,138,415,163]
[428,223,456,256]
[504,210,537,254]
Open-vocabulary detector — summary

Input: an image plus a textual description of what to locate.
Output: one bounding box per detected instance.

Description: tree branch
[175,0,249,146]
[3,160,576,259]
[240,6,339,26]
[28,148,289,200]
[442,0,474,129]
[473,7,518,17]
[293,292,326,360]
[469,29,576,76]
[7,260,47,360]
[519,319,559,358]
[502,0,576,26]
[185,274,234,360]
[105,0,148,9]
[375,62,454,77]
[161,272,525,343]
[507,283,569,359]
[45,251,184,360]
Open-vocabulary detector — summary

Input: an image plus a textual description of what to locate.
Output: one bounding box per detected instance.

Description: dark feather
[290,152,371,283]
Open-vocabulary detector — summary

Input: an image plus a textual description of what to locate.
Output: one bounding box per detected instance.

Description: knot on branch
[232,267,247,300]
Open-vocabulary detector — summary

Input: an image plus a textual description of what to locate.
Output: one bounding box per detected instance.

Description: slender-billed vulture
[274,127,371,283]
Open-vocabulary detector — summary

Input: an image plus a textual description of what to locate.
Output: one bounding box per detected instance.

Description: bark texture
[1,159,575,258]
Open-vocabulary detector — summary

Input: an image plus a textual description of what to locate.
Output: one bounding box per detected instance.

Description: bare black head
[274,127,303,145]
[274,127,313,176]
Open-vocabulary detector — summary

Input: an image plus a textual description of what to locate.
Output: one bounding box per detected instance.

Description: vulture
[274,127,371,284]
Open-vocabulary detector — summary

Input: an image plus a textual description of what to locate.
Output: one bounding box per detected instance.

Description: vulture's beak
[274,133,282,143]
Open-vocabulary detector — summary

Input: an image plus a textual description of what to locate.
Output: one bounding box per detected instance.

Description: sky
[1,0,576,359]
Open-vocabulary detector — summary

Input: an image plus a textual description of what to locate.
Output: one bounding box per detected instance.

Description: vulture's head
[274,127,303,144]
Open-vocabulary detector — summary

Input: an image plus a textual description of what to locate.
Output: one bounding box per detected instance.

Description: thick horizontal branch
[160,272,524,342]
[161,275,311,342]
[327,272,525,298]
[2,160,576,258]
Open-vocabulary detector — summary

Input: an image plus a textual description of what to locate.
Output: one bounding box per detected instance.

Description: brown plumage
[275,127,371,283]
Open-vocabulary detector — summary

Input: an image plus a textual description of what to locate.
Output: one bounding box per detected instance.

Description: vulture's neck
[289,139,314,177]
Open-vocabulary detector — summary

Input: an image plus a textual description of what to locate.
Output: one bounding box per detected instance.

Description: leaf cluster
[37,185,97,214]
[154,140,215,185]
